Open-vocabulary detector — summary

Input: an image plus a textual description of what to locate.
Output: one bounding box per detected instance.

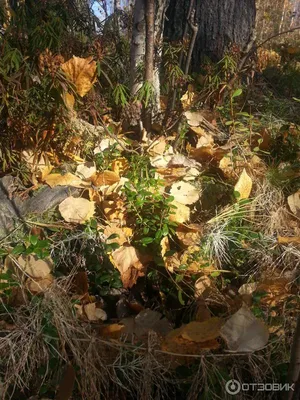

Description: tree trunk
[165,0,256,71]
[153,0,169,115]
[130,0,146,95]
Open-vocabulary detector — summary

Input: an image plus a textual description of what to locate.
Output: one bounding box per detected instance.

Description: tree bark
[130,0,146,95]
[165,0,256,71]
[144,0,155,130]
[286,315,300,400]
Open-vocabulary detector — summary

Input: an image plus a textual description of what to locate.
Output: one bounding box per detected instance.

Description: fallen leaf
[170,181,200,205]
[194,275,212,297]
[102,197,126,222]
[176,224,202,247]
[62,92,75,110]
[277,236,300,245]
[287,190,300,216]
[99,324,125,339]
[220,305,269,352]
[22,151,54,181]
[169,200,190,224]
[90,171,120,187]
[44,173,90,188]
[59,196,95,223]
[15,255,53,279]
[181,318,223,342]
[121,309,172,339]
[148,137,167,156]
[104,224,132,246]
[161,237,181,273]
[234,169,252,199]
[56,364,76,400]
[111,158,129,176]
[180,87,199,110]
[110,245,150,288]
[76,162,96,179]
[61,56,97,97]
[26,274,53,293]
[84,303,107,321]
[238,282,258,295]
[73,271,89,295]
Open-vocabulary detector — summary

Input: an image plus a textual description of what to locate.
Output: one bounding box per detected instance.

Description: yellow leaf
[169,200,190,224]
[170,181,200,205]
[102,197,126,222]
[59,196,95,223]
[234,169,252,199]
[61,56,97,97]
[63,92,75,110]
[90,170,120,187]
[44,173,90,188]
[104,224,133,246]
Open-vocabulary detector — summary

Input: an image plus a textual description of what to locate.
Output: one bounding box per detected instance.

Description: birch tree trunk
[130,0,146,95]
[153,0,169,115]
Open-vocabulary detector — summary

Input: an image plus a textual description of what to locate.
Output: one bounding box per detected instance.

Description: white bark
[130,0,146,95]
[153,0,169,115]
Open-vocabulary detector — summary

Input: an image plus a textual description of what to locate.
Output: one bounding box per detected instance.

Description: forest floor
[0,52,300,400]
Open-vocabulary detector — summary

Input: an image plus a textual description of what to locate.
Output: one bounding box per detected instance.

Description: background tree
[165,0,256,71]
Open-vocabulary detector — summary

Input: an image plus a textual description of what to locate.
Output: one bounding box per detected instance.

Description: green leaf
[225,120,234,126]
[30,235,38,246]
[232,88,242,98]
[0,248,8,256]
[210,271,221,277]
[141,237,154,245]
[11,244,26,255]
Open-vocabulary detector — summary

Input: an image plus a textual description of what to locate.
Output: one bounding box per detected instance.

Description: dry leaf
[111,158,129,176]
[62,92,75,110]
[277,236,300,245]
[181,318,223,342]
[220,305,269,352]
[176,224,202,247]
[61,56,97,97]
[194,275,212,297]
[169,200,190,224]
[184,111,204,127]
[73,271,89,295]
[238,282,258,295]
[170,181,200,205]
[16,255,53,279]
[59,196,95,223]
[234,169,252,200]
[287,190,300,216]
[161,237,181,272]
[104,224,132,246]
[26,274,53,293]
[148,137,167,156]
[84,303,107,321]
[102,197,126,221]
[22,151,54,181]
[110,245,150,288]
[76,162,96,179]
[90,170,120,187]
[99,323,125,339]
[180,88,198,110]
[44,173,90,188]
[121,309,172,339]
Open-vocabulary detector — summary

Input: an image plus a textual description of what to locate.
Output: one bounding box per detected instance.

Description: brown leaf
[56,364,76,400]
[73,271,89,295]
[110,245,151,288]
[61,56,97,97]
[59,196,95,223]
[176,224,202,247]
[104,224,132,246]
[181,318,223,342]
[90,170,120,187]
[26,274,54,293]
[16,255,53,279]
[44,173,90,188]
[102,197,126,222]
[194,275,212,297]
[277,236,300,245]
[99,324,125,339]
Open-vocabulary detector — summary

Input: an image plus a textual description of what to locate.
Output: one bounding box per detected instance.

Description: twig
[184,9,198,75]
